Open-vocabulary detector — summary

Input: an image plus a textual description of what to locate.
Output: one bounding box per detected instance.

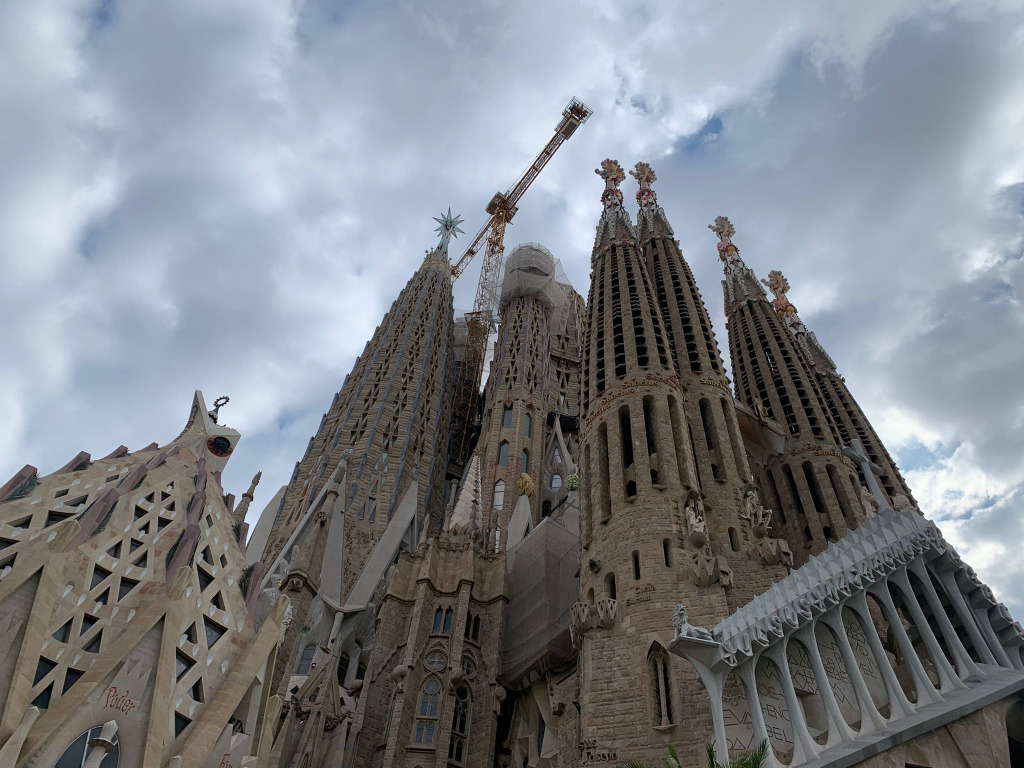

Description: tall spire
[593,159,635,250]
[709,215,767,313]
[630,161,674,238]
[761,270,808,336]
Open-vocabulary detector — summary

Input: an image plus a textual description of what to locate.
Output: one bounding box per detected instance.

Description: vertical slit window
[619,407,636,498]
[632,550,641,580]
[643,396,659,485]
[599,423,612,522]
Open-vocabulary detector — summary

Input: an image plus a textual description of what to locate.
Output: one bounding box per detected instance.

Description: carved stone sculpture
[860,485,879,519]
[673,605,715,642]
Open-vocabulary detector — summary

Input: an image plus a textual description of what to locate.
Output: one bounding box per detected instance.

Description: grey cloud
[2,0,1023,613]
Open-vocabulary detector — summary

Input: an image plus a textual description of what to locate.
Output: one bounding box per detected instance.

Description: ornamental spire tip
[630,162,658,211]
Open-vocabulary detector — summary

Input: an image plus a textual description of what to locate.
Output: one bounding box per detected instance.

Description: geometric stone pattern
[0,391,287,767]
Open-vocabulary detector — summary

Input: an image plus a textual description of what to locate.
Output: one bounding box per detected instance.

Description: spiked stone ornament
[595,159,626,212]
[630,161,658,211]
[761,269,808,335]
[433,207,465,257]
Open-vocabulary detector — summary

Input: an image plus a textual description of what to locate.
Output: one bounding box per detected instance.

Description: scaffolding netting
[499,242,572,336]
[500,514,579,685]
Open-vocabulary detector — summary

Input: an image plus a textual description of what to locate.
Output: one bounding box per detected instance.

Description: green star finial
[433,207,465,256]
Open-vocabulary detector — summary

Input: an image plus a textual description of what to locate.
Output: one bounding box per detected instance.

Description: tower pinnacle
[761,269,807,335]
[630,161,658,211]
[433,207,464,257]
[595,158,626,212]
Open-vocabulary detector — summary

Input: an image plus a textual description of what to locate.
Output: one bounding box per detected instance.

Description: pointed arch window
[502,406,513,429]
[521,449,530,474]
[442,608,453,635]
[415,677,442,744]
[493,480,505,510]
[432,608,443,634]
[524,413,532,437]
[53,725,120,768]
[649,646,675,727]
[447,685,471,765]
[297,644,316,675]
[498,442,509,467]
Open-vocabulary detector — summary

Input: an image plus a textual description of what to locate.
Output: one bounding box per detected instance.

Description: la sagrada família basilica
[1,157,1022,768]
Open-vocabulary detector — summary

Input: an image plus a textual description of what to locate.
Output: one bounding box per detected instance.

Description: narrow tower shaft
[634,165,788,609]
[761,269,914,503]
[716,219,866,564]
[260,248,456,600]
[575,161,727,767]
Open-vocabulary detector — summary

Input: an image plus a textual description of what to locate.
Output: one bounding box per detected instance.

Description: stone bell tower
[760,269,915,506]
[714,217,867,564]
[574,160,730,767]
[633,164,790,610]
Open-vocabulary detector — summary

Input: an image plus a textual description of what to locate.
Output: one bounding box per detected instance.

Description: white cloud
[2,0,1024,613]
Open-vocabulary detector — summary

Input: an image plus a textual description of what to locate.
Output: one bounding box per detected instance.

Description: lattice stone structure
[716,218,868,564]
[477,243,582,539]
[573,160,728,767]
[633,164,790,611]
[0,391,289,767]
[258,246,456,587]
[760,269,915,505]
[671,502,1024,768]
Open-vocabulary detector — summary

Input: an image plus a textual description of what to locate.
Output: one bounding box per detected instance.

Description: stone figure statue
[683,494,708,549]
[892,493,914,513]
[673,605,715,642]
[859,485,878,519]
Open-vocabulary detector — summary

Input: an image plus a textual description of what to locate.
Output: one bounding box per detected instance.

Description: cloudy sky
[2,1,1023,608]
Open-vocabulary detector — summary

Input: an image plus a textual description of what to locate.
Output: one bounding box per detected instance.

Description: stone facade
[2,160,1021,768]
[0,391,288,767]
[260,247,456,594]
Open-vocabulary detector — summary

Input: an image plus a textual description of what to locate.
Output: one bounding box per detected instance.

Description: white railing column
[907,559,982,679]
[818,607,888,733]
[794,622,855,746]
[738,657,784,768]
[888,568,966,692]
[933,567,998,665]
[765,642,820,765]
[867,581,943,706]
[845,591,916,718]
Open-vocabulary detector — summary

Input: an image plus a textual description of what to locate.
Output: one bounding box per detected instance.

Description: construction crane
[448,98,593,469]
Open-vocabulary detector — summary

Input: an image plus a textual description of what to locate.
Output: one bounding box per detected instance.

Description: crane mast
[448,98,592,471]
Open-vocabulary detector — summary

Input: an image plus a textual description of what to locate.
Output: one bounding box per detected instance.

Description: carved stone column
[844,591,916,719]
[765,643,819,764]
[906,559,982,679]
[888,568,966,693]
[794,624,855,745]
[817,608,888,733]
[737,658,784,768]
[866,581,943,706]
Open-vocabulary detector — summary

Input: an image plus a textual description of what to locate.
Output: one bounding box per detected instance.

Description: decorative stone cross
[595,159,625,212]
[842,438,892,512]
[630,161,658,211]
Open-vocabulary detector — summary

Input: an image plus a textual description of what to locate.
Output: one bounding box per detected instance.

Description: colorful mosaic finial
[709,216,742,272]
[630,162,658,211]
[595,159,626,212]
[761,269,806,334]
